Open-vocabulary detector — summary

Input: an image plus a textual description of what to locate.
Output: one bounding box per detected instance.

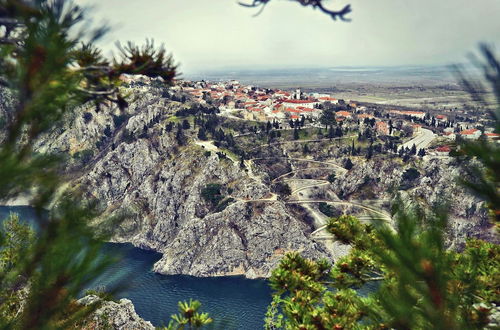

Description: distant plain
[185,66,492,110]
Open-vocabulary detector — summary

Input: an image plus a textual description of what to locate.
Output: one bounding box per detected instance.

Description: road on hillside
[399,128,435,151]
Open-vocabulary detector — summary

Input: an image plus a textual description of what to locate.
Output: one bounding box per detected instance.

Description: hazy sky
[78,0,500,74]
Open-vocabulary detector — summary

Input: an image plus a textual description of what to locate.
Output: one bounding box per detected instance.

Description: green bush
[319,202,336,217]
[73,149,94,164]
[201,184,224,207]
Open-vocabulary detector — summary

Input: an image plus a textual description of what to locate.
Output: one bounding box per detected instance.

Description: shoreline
[0,194,32,206]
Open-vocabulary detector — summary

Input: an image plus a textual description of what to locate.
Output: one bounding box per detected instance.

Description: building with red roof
[460,129,481,140]
[336,111,351,118]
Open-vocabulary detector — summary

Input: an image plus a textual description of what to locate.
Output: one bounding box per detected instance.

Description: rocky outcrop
[78,295,154,330]
[80,137,329,278]
[29,77,332,278]
[332,156,493,244]
[17,76,491,278]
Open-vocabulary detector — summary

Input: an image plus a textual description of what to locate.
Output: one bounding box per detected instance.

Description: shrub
[73,149,93,164]
[82,112,93,124]
[319,202,336,217]
[273,182,291,197]
[112,114,129,128]
[201,184,224,207]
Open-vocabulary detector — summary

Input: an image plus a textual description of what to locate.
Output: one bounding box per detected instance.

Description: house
[436,146,451,155]
[485,132,500,141]
[281,99,319,109]
[389,110,426,119]
[317,96,339,104]
[336,111,351,118]
[443,132,456,140]
[459,129,481,140]
[357,114,374,120]
[412,124,422,133]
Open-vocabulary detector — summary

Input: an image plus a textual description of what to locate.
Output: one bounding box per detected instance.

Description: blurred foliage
[163,299,213,330]
[239,0,352,21]
[267,199,499,329]
[453,45,500,224]
[0,0,179,328]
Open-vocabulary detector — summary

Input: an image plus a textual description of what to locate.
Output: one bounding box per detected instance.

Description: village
[174,79,500,157]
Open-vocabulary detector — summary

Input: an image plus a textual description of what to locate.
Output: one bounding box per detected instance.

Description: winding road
[195,138,392,252]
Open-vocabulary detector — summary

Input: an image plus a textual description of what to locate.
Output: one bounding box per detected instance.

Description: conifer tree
[0,1,184,327]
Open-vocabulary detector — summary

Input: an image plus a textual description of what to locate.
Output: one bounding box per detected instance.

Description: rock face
[9,76,490,278]
[78,295,154,330]
[332,156,493,244]
[81,137,328,277]
[30,77,331,278]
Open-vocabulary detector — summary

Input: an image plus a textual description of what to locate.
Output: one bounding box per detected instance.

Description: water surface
[0,206,271,329]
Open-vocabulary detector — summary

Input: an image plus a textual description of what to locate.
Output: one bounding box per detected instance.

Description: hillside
[2,76,493,278]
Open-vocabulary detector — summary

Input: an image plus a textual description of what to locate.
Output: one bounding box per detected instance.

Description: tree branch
[238,0,352,21]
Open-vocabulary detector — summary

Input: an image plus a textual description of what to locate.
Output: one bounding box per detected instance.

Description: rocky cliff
[29,77,331,278]
[78,295,154,330]
[3,76,491,278]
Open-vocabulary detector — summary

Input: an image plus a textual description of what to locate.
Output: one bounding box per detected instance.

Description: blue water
[0,206,271,329]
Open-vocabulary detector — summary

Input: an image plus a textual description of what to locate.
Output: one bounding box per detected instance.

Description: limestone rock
[78,295,154,330]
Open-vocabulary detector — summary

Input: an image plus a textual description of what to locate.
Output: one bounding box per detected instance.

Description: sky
[77,0,500,74]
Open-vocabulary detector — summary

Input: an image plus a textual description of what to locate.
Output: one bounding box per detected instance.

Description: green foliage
[182,119,191,130]
[214,197,235,213]
[268,200,499,329]
[164,299,212,330]
[326,215,366,245]
[454,45,500,224]
[273,182,292,197]
[73,148,93,163]
[318,202,336,217]
[201,183,224,207]
[0,1,180,327]
[266,252,364,329]
[320,108,336,128]
[112,114,129,128]
[0,213,34,273]
[114,39,177,84]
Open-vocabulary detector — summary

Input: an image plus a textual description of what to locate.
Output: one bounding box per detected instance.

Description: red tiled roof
[460,129,479,135]
[336,111,351,117]
[436,146,451,152]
